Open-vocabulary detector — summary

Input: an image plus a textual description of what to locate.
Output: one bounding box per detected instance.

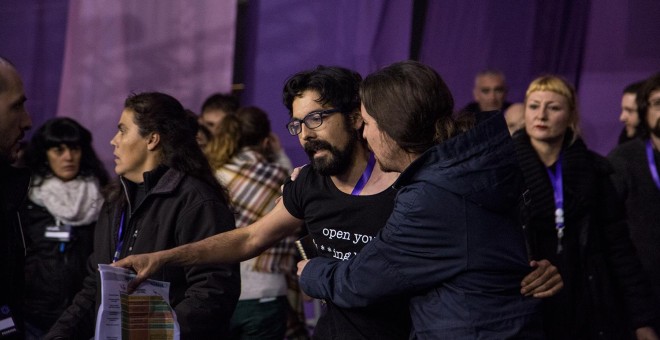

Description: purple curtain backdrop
[2,0,660,163]
[578,0,660,155]
[0,0,68,138]
[419,0,589,113]
[56,0,237,171]
[239,0,413,167]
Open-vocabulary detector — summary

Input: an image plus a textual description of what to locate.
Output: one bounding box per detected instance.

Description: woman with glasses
[513,75,659,339]
[20,117,108,339]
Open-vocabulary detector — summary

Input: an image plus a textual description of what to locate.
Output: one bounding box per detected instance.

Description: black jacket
[608,138,660,332]
[46,167,240,339]
[514,131,658,339]
[20,199,94,331]
[0,162,30,339]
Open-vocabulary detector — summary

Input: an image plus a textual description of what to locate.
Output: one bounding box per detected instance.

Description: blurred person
[0,55,32,339]
[118,66,414,339]
[200,92,293,171]
[297,61,541,338]
[505,102,526,135]
[199,92,240,137]
[513,75,659,339]
[45,92,240,340]
[263,131,293,171]
[206,107,300,340]
[462,69,511,114]
[185,108,212,150]
[618,80,645,145]
[609,72,660,335]
[20,117,108,339]
[196,122,213,150]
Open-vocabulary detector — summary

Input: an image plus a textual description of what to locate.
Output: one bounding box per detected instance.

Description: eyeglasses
[286,109,341,135]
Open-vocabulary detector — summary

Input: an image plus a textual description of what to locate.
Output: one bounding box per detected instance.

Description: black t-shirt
[283,165,411,340]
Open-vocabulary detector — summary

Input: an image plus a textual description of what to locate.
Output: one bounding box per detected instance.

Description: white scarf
[29,176,104,226]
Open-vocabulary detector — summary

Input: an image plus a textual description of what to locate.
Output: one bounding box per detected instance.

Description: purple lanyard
[545,154,565,254]
[646,140,660,190]
[112,211,126,263]
[351,152,376,196]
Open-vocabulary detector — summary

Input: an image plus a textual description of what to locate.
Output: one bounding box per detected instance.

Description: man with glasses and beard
[117,66,412,339]
[114,65,561,339]
[609,72,660,334]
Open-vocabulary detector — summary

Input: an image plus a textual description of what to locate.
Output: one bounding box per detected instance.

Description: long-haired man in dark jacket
[298,61,543,338]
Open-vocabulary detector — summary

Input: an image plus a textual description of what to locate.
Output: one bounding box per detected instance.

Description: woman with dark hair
[45,92,240,340]
[20,117,108,339]
[513,75,659,339]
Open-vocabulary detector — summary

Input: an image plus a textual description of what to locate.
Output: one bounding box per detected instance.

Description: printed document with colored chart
[95,264,181,340]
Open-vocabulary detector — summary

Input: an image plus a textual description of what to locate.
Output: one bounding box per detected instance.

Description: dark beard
[304,132,357,176]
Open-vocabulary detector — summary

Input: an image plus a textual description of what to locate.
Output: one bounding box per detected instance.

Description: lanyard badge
[113,211,126,263]
[545,154,565,254]
[646,140,660,191]
[351,153,376,196]
[0,305,18,337]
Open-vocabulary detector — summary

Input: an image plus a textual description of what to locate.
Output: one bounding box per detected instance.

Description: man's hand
[520,259,563,298]
[111,252,165,293]
[290,166,303,181]
[280,166,305,195]
[297,259,310,276]
[635,326,659,340]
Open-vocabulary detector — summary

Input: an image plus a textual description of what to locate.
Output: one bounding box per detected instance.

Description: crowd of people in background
[2,53,659,339]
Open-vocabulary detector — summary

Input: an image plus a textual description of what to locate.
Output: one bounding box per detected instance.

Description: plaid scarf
[216,148,297,273]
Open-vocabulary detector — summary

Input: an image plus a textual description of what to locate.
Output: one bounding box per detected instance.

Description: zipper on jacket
[118,178,135,259]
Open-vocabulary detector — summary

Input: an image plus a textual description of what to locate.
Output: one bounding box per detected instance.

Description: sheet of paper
[95,264,180,340]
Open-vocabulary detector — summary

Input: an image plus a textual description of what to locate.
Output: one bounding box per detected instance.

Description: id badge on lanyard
[44,223,72,242]
[0,305,18,338]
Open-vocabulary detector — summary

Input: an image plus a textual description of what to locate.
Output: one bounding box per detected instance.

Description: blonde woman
[513,75,659,339]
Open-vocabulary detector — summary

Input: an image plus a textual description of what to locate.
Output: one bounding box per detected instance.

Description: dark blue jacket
[300,113,540,339]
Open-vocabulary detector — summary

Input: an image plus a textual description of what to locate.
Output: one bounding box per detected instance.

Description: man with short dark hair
[119,66,414,339]
[617,80,645,145]
[115,65,561,339]
[0,56,32,339]
[609,73,660,334]
[199,92,240,137]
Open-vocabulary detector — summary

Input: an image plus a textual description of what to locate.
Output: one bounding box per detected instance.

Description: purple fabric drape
[578,0,660,155]
[240,0,413,167]
[419,1,589,110]
[3,0,660,161]
[56,0,237,171]
[0,0,68,137]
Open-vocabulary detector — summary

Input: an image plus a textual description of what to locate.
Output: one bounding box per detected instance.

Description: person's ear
[350,111,364,130]
[146,132,160,151]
